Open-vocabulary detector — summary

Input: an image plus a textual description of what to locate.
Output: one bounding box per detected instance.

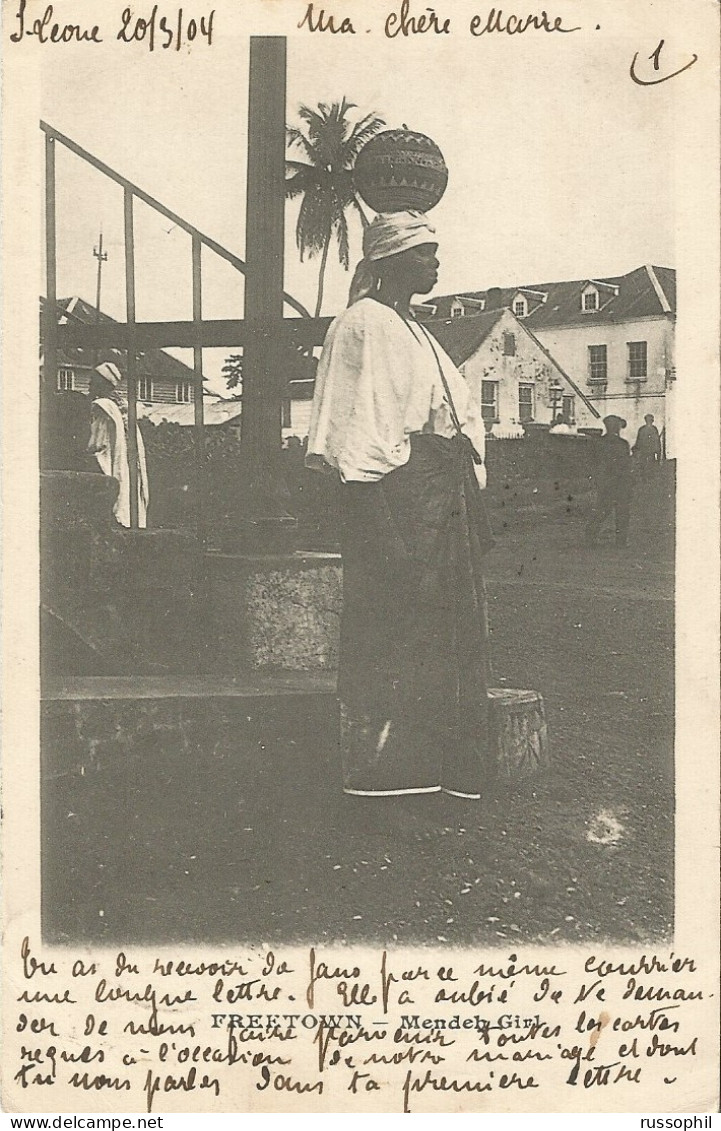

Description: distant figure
[632,413,662,479]
[88,362,149,528]
[586,415,633,548]
[549,412,572,435]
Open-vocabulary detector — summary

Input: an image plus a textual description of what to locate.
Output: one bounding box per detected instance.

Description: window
[481,380,499,421]
[513,297,527,317]
[562,395,576,423]
[518,383,535,423]
[57,367,75,391]
[451,300,464,318]
[582,288,599,312]
[503,332,516,356]
[176,380,192,403]
[588,345,607,382]
[138,376,153,401]
[627,341,648,379]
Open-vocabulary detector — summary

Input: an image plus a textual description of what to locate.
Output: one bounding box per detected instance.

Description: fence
[138,422,603,547]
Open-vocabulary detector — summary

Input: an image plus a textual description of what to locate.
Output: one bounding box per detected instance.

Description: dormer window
[451,300,464,319]
[513,295,527,318]
[582,286,599,312]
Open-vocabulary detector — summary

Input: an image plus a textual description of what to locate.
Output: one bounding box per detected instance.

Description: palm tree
[286,99,384,317]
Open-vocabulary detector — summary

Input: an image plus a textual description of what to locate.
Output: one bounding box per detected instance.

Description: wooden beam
[56,317,331,352]
[240,37,287,471]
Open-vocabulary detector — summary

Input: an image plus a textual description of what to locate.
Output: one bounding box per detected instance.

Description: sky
[38,0,681,390]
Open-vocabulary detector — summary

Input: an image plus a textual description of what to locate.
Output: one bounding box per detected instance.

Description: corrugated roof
[430,265,676,327]
[141,400,242,426]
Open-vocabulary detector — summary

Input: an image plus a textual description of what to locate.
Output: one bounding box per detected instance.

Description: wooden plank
[56,316,332,352]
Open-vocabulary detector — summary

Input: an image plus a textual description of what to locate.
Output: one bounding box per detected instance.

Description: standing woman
[306,211,494,800]
[88,362,150,529]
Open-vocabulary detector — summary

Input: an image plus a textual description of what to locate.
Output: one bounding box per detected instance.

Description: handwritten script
[7,939,709,1113]
[298,1,581,37]
[8,1,215,50]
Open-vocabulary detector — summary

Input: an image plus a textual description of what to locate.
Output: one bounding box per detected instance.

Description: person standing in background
[632,413,663,480]
[586,414,633,548]
[88,362,149,528]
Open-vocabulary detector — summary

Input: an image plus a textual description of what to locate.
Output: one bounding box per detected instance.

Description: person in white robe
[306,211,495,801]
[88,362,149,529]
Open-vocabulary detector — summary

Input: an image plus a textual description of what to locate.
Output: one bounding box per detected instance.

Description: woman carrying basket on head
[306,210,495,800]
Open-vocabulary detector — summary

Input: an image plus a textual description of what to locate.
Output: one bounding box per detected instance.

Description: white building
[427,265,676,448]
[427,307,600,436]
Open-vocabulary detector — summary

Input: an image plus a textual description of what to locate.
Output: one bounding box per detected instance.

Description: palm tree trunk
[315,231,331,318]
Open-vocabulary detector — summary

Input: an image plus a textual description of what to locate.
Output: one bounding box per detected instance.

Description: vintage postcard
[2,0,719,1115]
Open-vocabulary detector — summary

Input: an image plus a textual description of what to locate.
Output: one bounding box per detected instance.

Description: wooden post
[124,188,140,530]
[236,36,296,547]
[192,234,207,548]
[242,36,286,466]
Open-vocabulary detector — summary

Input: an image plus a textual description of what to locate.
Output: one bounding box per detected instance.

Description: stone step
[43,677,548,782]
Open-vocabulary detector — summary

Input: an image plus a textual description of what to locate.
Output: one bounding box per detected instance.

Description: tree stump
[488,688,549,779]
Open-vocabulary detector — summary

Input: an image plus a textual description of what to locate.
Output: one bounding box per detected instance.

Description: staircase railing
[41,120,328,540]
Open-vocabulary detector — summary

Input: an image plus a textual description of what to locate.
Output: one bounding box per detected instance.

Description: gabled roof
[41,296,202,383]
[430,265,676,327]
[426,308,600,418]
[425,309,505,365]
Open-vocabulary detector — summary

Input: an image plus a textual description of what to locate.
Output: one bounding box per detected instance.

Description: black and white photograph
[2,0,719,1115]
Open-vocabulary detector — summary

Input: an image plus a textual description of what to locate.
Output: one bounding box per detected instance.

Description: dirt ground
[45,470,674,948]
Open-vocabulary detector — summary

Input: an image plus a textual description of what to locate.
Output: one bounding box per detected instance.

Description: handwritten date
[8,1,215,50]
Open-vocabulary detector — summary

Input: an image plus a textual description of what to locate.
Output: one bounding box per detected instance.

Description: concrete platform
[205,550,342,672]
[42,672,337,701]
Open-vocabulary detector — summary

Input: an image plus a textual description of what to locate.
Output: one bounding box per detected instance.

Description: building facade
[45,296,199,406]
[426,265,676,447]
[427,308,600,436]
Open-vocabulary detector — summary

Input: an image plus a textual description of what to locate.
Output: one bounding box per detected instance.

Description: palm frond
[287,98,386,278]
[351,195,372,229]
[286,127,316,163]
[332,211,351,269]
[296,187,333,259]
[345,116,386,158]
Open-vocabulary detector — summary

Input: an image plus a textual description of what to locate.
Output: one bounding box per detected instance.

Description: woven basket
[354,128,448,213]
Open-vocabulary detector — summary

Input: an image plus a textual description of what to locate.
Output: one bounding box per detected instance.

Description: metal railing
[41,119,322,539]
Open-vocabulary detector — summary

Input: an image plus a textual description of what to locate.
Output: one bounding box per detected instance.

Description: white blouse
[306,298,487,488]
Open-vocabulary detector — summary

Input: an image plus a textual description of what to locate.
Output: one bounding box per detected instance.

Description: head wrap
[95,362,122,388]
[348,210,437,305]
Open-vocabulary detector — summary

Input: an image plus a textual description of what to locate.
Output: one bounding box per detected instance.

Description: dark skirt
[338,432,494,798]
